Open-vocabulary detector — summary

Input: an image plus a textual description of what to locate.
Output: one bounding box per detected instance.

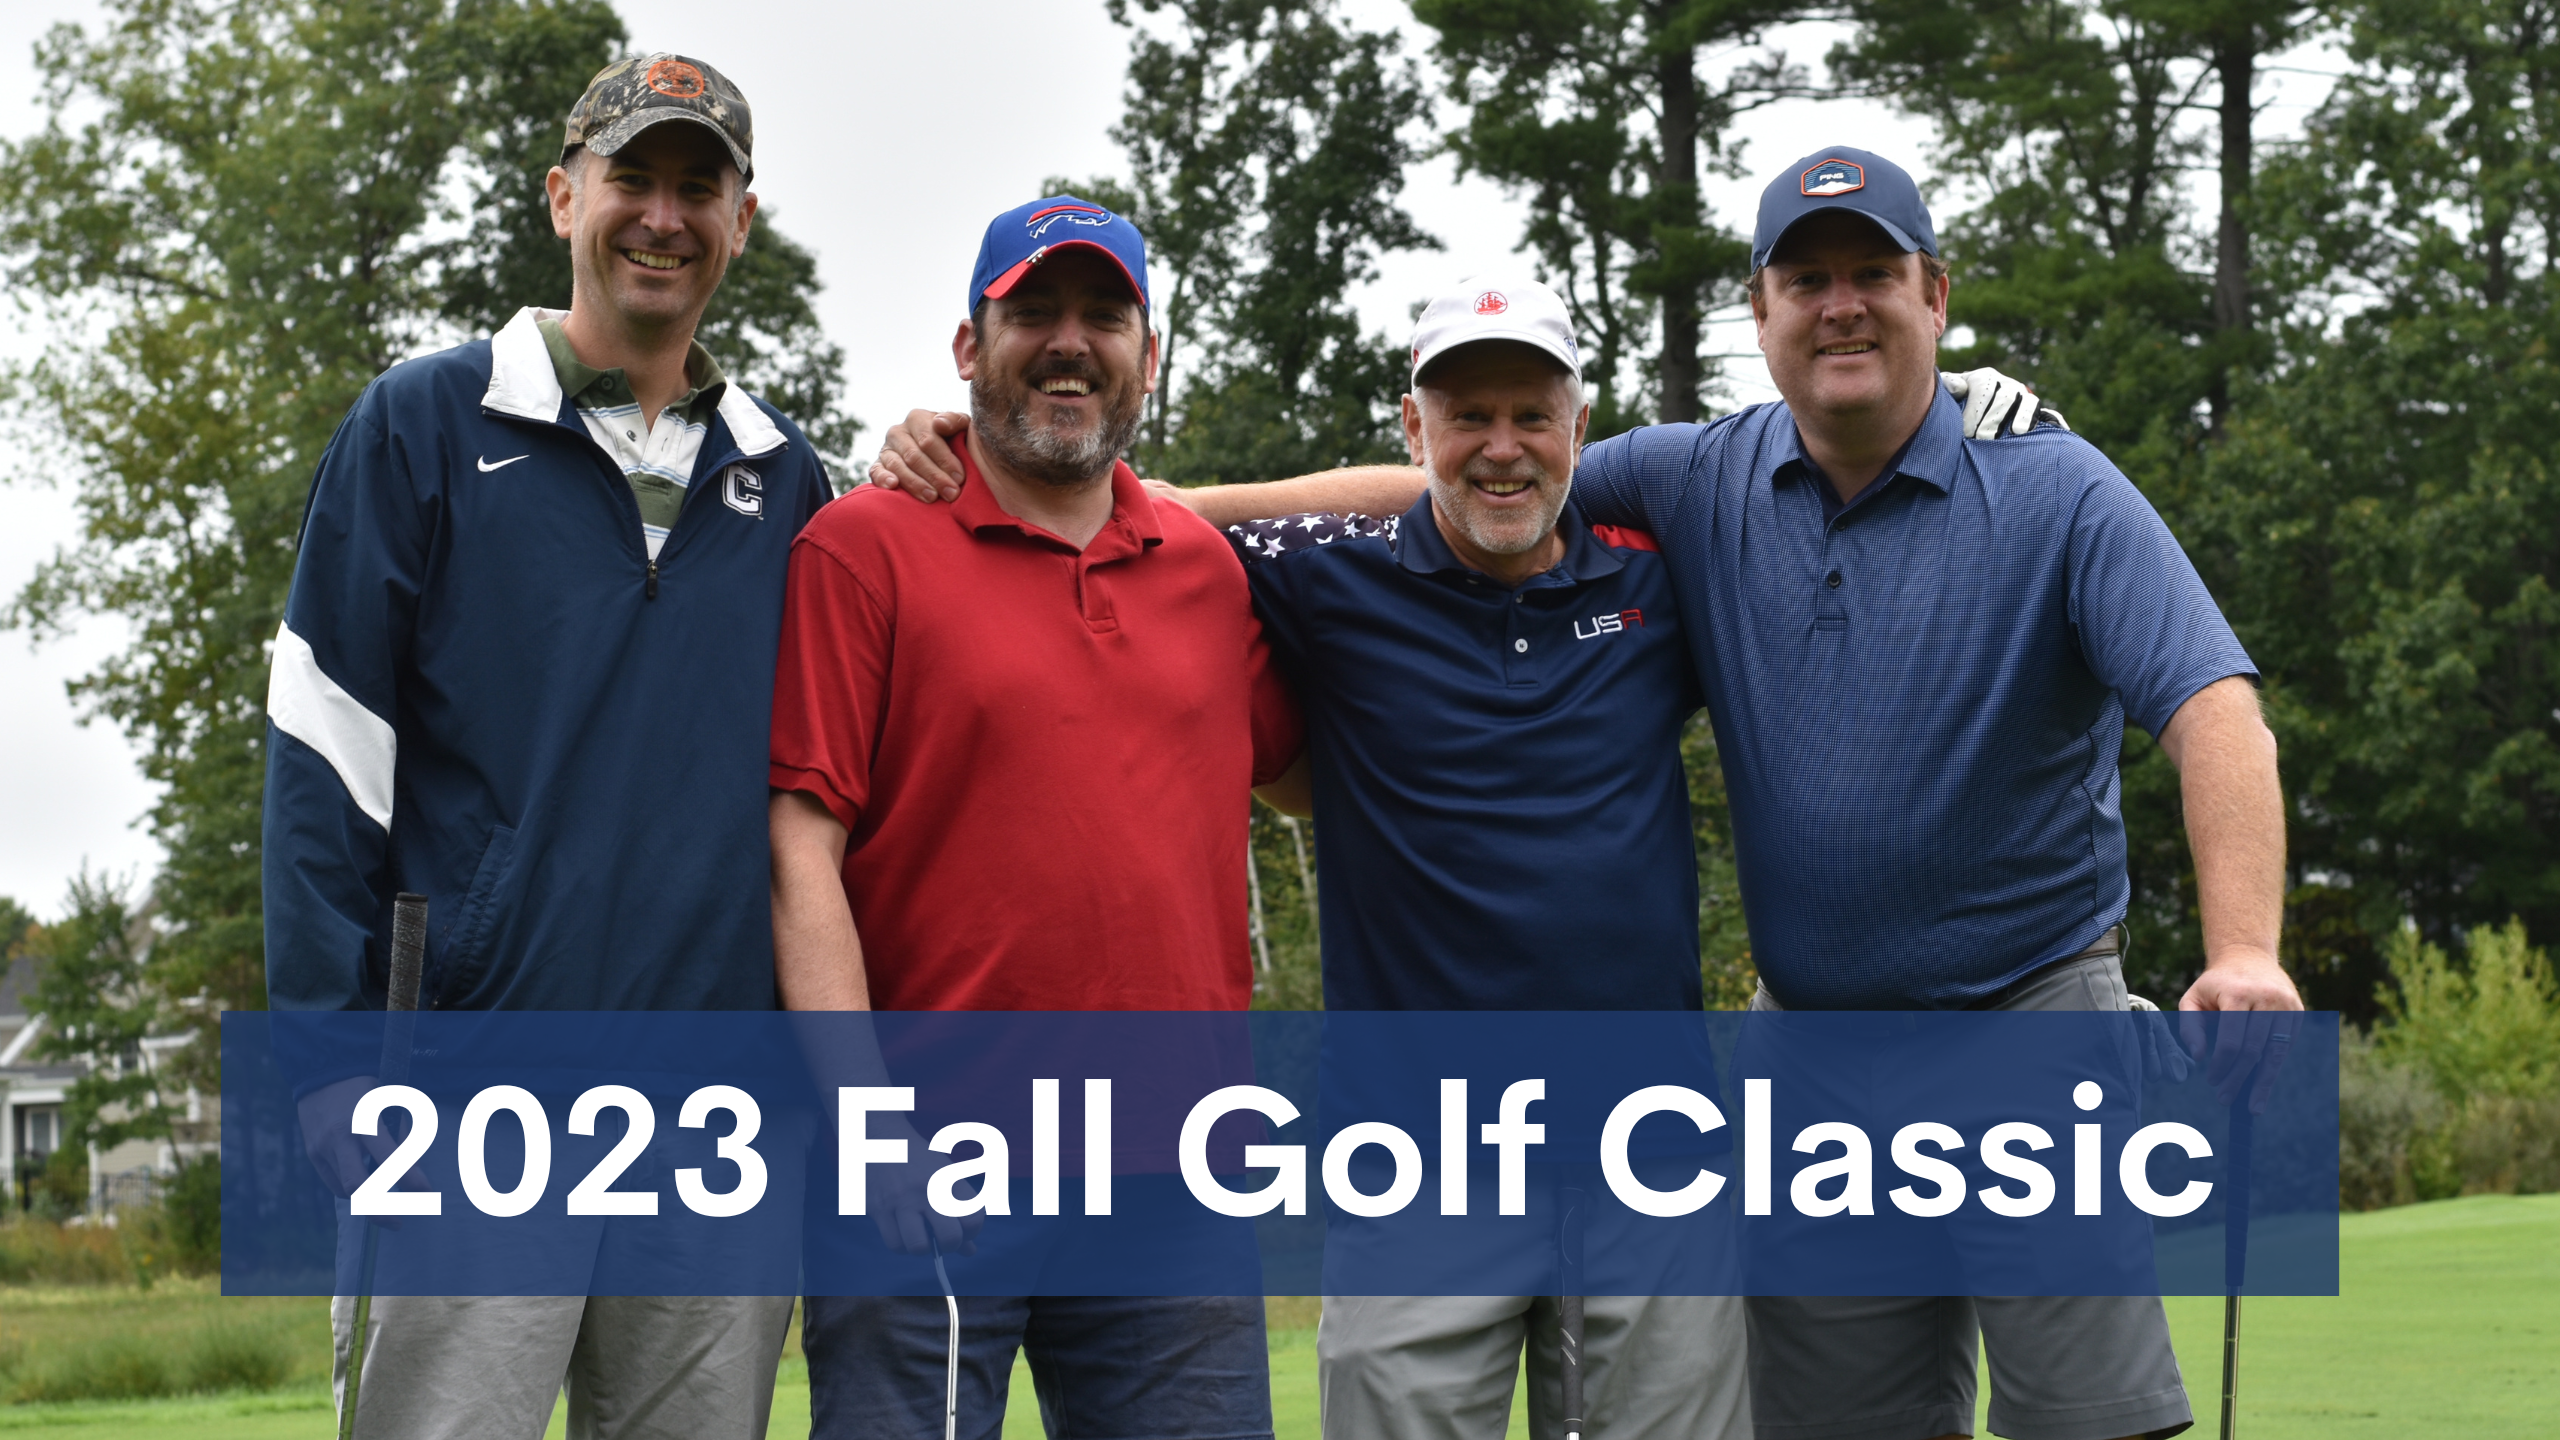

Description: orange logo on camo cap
[645,59,707,100]
[563,53,755,182]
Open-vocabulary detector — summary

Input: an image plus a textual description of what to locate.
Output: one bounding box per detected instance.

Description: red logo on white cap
[1473,291,1509,316]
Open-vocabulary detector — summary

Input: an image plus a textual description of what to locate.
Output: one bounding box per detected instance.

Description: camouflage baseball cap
[562,54,754,183]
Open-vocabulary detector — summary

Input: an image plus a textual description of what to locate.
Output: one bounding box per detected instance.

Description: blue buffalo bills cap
[967,196,1151,314]
[1750,148,1938,270]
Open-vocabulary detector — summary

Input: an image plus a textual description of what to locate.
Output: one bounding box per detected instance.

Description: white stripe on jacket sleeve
[266,620,396,830]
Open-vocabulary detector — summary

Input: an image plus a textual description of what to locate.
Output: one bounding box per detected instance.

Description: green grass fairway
[2153,1194,2560,1440]
[4,1194,2553,1438]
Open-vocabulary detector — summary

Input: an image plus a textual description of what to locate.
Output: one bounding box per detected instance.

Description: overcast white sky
[0,1,2335,918]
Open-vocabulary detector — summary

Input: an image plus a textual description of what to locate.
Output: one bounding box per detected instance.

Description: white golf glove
[2128,992,2193,1083]
[1942,367,2070,438]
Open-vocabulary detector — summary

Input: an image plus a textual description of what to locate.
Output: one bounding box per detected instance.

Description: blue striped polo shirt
[1572,389,2257,1009]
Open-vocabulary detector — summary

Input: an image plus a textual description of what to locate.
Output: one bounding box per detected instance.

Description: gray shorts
[1744,949,2194,1440]
[1320,1293,1750,1440]
[333,1294,794,1440]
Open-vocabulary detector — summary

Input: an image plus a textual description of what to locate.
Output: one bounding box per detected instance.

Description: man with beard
[1224,275,1752,1439]
[766,196,1302,1440]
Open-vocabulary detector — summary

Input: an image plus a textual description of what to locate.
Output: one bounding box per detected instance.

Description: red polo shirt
[769,446,1302,1012]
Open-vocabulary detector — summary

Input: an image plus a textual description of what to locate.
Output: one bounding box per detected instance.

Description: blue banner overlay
[222,1011,2338,1297]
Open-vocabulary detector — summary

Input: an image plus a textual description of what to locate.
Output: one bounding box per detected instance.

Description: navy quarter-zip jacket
[262,307,833,1016]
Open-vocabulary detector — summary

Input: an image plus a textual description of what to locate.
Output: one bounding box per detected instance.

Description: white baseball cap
[1408,275,1581,390]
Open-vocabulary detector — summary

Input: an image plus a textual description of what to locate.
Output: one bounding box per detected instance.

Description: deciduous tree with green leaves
[0,0,856,1082]
[2191,0,2560,994]
[24,872,174,1156]
[1074,0,1438,483]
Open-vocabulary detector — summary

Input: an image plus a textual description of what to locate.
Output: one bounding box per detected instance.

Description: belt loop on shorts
[1968,922,2127,1010]
[2077,924,2127,961]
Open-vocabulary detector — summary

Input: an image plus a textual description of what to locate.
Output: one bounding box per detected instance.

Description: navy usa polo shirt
[1232,494,1704,1012]
[1573,389,2258,1010]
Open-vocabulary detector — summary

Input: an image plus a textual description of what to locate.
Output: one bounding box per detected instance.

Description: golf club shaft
[340,893,429,1440]
[934,1244,959,1440]
[339,1235,379,1440]
[2219,1070,2257,1440]
[2219,1295,2241,1440]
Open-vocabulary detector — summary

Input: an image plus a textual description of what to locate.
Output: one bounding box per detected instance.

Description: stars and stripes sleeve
[1224,509,1400,564]
[1226,511,1399,694]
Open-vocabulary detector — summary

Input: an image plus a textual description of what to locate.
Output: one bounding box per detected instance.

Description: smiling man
[767,195,1300,1440]
[263,54,831,1440]
[1616,147,2295,1440]
[1224,277,1749,1440]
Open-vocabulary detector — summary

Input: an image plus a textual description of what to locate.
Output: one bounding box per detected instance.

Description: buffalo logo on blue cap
[1801,159,1866,198]
[969,194,1151,314]
[1026,202,1114,241]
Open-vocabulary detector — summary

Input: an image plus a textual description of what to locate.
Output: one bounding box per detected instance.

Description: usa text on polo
[1573,388,2257,1009]
[768,445,1302,1012]
[1232,495,1704,1012]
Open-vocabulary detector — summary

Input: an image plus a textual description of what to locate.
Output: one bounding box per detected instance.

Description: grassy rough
[0,1223,128,1288]
[0,1279,318,1407]
[7,1198,2554,1437]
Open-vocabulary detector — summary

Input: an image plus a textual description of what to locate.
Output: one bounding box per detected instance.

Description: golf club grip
[376,893,429,1088]
[1559,1293,1587,1437]
[387,893,428,1014]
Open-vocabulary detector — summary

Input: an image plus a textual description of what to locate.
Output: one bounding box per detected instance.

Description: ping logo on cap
[1026,203,1112,240]
[1801,159,1866,197]
[1474,291,1509,316]
[646,58,706,99]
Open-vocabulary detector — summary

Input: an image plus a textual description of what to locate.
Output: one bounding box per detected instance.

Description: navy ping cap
[968,196,1151,315]
[1751,148,1937,270]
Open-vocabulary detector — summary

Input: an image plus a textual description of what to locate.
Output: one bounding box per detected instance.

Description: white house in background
[0,954,207,1216]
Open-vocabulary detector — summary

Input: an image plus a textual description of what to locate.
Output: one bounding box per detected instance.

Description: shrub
[179,1323,293,1393]
[2448,1091,2560,1197]
[0,1216,129,1285]
[2348,919,2560,1208]
[11,1335,173,1403]
[2377,918,2560,1101]
[2339,1029,2455,1209]
[163,1155,221,1274]
[5,1322,293,1403]
[27,1148,89,1221]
